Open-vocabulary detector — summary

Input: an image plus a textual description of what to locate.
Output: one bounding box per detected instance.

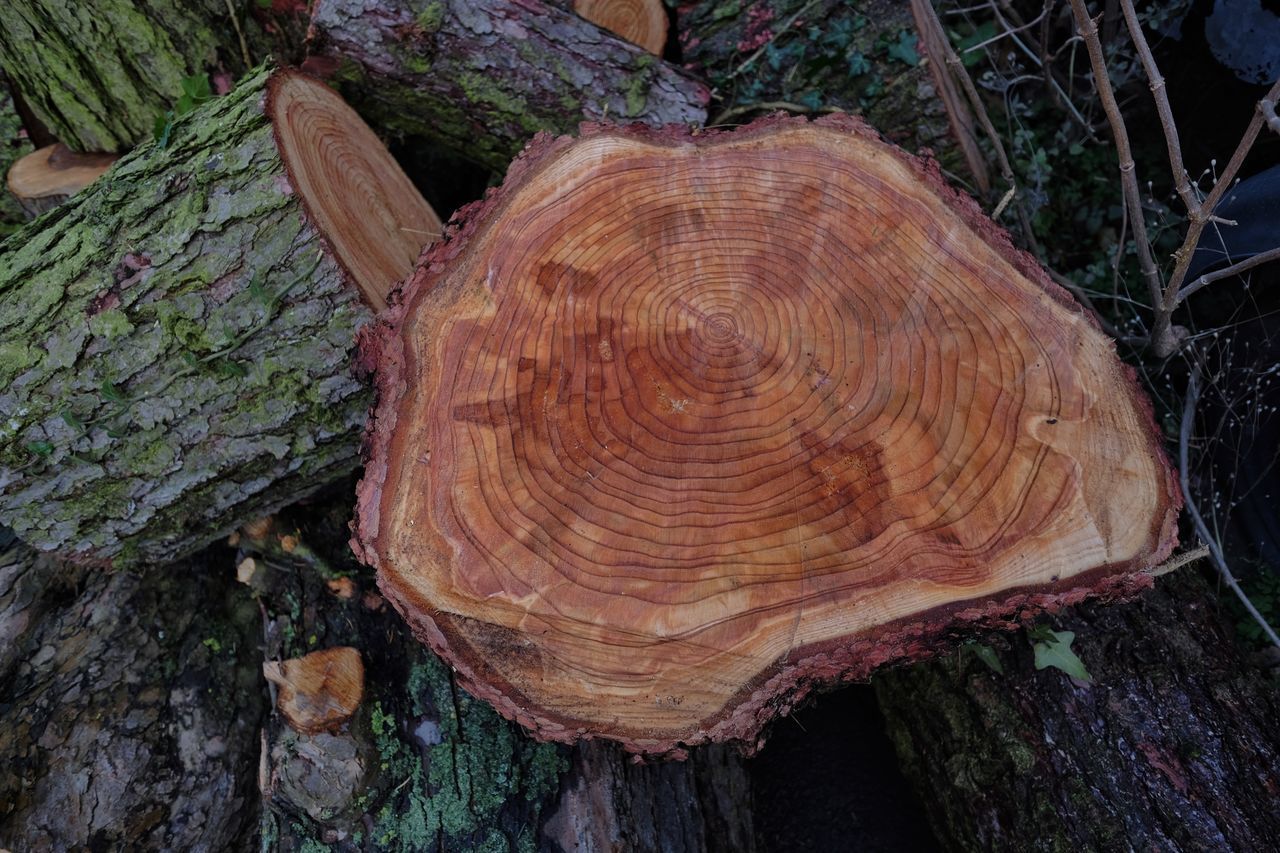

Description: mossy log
[873,570,1280,851]
[0,66,439,566]
[305,0,709,171]
[0,0,291,153]
[355,116,1179,754]
[0,533,266,850]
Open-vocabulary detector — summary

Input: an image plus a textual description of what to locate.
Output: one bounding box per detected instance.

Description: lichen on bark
[0,64,373,566]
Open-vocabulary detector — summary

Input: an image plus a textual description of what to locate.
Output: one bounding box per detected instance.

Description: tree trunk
[0,533,266,851]
[243,487,754,852]
[873,570,1280,851]
[0,65,437,567]
[0,0,287,152]
[354,115,1178,755]
[305,0,709,171]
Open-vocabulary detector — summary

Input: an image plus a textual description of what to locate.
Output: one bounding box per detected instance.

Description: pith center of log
[356,118,1179,753]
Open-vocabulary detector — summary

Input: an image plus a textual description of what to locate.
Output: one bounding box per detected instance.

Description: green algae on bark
[306,0,709,171]
[0,65,431,567]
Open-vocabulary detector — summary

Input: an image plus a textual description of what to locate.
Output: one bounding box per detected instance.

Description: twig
[1177,245,1280,303]
[1180,366,1280,649]
[1145,544,1209,578]
[225,0,252,69]
[917,0,1041,254]
[709,100,840,127]
[1068,0,1164,337]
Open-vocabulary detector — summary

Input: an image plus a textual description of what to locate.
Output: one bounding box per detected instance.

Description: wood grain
[574,0,669,55]
[355,116,1180,754]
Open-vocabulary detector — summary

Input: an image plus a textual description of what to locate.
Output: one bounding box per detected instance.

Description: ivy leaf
[26,440,54,457]
[886,31,920,67]
[964,641,1004,674]
[1033,629,1092,682]
[100,379,128,405]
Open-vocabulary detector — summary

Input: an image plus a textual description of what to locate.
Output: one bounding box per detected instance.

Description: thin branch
[1118,0,1196,213]
[1145,544,1209,578]
[709,100,840,127]
[1068,0,1164,334]
[917,0,1041,254]
[1177,245,1280,302]
[1180,366,1280,649]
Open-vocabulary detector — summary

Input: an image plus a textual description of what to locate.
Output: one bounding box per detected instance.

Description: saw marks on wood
[356,117,1179,753]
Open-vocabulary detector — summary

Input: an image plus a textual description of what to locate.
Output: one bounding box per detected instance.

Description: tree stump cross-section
[355,115,1181,755]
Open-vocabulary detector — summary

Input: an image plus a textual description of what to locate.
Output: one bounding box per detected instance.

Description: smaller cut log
[355,116,1180,755]
[0,65,440,566]
[574,0,669,55]
[305,0,708,170]
[6,144,117,218]
[264,647,365,735]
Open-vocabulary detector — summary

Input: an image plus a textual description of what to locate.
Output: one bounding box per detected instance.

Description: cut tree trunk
[0,0,295,153]
[353,116,1180,755]
[241,490,754,852]
[572,0,670,55]
[0,65,440,567]
[0,533,266,851]
[5,143,117,218]
[304,0,709,171]
[873,569,1280,851]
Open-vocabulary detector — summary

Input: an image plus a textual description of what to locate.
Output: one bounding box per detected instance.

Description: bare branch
[1180,367,1280,650]
[1068,0,1165,335]
[1177,246,1280,303]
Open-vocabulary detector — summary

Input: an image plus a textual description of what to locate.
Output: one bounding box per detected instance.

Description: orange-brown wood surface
[355,116,1180,754]
[573,0,668,55]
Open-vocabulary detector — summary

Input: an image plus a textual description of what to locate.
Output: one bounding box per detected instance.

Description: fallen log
[305,0,709,171]
[0,534,266,850]
[0,0,290,153]
[0,65,440,566]
[354,116,1180,754]
[874,569,1280,850]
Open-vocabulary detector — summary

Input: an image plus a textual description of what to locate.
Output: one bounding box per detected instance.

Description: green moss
[415,1,445,33]
[88,308,135,339]
[0,341,37,384]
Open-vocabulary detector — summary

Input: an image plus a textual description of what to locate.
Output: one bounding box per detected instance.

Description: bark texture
[306,0,709,170]
[0,0,276,152]
[874,570,1280,852]
[0,66,373,566]
[0,533,265,851]
[0,74,34,233]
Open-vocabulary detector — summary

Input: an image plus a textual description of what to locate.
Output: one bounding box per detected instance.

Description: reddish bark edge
[351,113,1183,756]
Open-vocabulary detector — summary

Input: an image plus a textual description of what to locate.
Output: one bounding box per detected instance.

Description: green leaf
[26,440,54,457]
[100,379,128,404]
[180,73,212,102]
[964,641,1004,674]
[154,111,174,147]
[60,409,86,433]
[886,31,919,66]
[1033,629,1092,681]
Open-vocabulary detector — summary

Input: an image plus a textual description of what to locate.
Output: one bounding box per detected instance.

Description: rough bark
[0,0,292,152]
[677,0,964,175]
[0,65,432,567]
[0,533,265,851]
[0,74,34,233]
[873,569,1280,852]
[246,488,754,852]
[305,0,709,171]
[355,115,1179,754]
